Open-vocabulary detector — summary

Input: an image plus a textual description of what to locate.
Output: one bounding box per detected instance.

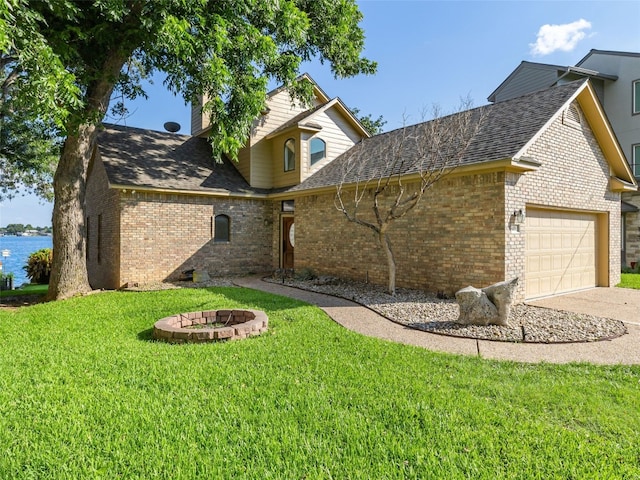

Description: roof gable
[573,81,636,188]
[266,73,331,103]
[264,97,370,140]
[289,80,636,194]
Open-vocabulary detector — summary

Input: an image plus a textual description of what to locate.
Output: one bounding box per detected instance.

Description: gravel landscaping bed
[265,277,627,343]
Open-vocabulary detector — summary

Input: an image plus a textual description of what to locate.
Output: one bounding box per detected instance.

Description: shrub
[24,248,53,284]
[622,263,640,274]
[0,271,14,291]
[294,267,316,281]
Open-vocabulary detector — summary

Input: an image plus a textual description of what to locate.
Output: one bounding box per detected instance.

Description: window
[634,80,640,115]
[634,144,640,178]
[284,138,295,171]
[310,138,326,165]
[214,214,230,242]
[281,200,295,212]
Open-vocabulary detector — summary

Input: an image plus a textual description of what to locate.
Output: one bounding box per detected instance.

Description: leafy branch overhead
[2,0,376,300]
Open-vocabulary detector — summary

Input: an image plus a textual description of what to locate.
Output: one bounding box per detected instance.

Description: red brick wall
[294,173,506,297]
[119,192,273,286]
[85,156,121,289]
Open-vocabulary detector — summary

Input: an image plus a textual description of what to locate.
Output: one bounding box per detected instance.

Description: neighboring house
[86,77,635,301]
[488,50,640,266]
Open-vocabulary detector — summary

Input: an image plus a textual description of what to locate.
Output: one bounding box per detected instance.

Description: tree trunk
[46,125,97,300]
[379,230,396,296]
[44,50,127,301]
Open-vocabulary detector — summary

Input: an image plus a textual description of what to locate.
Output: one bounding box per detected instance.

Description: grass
[618,273,640,289]
[0,286,638,479]
[0,283,48,298]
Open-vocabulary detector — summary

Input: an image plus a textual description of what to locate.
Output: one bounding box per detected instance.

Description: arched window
[284,138,296,171]
[310,138,326,165]
[214,214,230,242]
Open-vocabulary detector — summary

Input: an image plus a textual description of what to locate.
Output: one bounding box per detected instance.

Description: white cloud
[530,19,592,56]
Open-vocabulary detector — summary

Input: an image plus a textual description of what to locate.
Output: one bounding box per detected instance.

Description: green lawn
[0,283,48,298]
[618,273,640,289]
[0,287,638,479]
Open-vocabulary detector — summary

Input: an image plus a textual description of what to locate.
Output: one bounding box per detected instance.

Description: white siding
[301,106,362,180]
[190,95,210,135]
[236,144,251,183]
[252,90,320,143]
[250,140,274,188]
[248,89,323,188]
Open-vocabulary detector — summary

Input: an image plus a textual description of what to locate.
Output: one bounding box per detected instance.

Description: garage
[525,208,599,299]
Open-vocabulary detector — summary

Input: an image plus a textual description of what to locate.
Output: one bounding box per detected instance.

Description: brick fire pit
[153,309,268,343]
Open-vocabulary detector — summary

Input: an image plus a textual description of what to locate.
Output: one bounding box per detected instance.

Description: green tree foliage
[2,0,376,300]
[0,2,71,201]
[4,223,24,235]
[0,112,60,201]
[24,248,53,284]
[351,107,387,135]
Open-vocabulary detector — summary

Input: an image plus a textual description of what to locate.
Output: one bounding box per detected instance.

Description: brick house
[487,50,640,266]
[86,77,635,301]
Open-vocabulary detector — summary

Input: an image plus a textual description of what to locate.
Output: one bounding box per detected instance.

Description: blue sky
[1,0,639,227]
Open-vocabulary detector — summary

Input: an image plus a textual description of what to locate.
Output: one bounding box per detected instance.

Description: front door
[282,216,294,269]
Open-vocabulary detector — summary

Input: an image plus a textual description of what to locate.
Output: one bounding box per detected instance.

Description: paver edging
[153,309,268,344]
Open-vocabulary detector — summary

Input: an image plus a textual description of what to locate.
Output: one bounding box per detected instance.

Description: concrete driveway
[528,287,640,325]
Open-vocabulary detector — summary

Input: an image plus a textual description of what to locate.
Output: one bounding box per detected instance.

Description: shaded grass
[0,283,48,298]
[618,273,640,289]
[0,287,638,479]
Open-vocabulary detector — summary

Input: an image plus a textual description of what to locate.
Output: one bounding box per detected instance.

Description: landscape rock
[455,278,518,326]
[192,270,210,283]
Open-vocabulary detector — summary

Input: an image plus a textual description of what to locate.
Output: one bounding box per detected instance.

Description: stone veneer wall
[86,156,122,289]
[294,173,506,297]
[118,193,273,286]
[511,104,621,297]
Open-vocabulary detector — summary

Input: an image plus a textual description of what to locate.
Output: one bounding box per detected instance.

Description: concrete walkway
[234,278,640,365]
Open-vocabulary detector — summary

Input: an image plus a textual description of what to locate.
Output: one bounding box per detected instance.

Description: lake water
[0,236,53,287]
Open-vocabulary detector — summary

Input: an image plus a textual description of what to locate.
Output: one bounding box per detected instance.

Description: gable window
[214,214,230,242]
[310,138,326,165]
[634,80,640,115]
[633,144,640,178]
[284,138,295,172]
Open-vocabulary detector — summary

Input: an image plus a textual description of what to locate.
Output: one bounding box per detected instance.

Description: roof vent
[562,104,582,130]
[163,121,181,133]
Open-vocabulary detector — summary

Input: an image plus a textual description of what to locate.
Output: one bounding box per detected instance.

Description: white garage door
[525,209,597,299]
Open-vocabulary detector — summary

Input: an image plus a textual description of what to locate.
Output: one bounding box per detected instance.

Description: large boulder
[455,278,518,326]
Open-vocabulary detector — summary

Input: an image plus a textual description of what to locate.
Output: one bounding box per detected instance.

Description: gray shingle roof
[98,124,269,195]
[287,80,586,192]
